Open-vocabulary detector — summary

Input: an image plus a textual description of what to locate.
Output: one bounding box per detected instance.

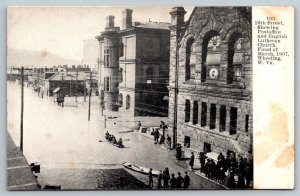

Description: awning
[53,87,60,93]
[206,152,219,162]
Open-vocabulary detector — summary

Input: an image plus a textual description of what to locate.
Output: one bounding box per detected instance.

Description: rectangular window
[245,114,249,132]
[104,77,110,92]
[185,100,191,123]
[219,105,226,132]
[104,49,110,67]
[210,104,216,129]
[230,107,238,135]
[201,102,207,127]
[193,101,198,124]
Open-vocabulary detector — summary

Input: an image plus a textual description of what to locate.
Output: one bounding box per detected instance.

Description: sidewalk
[7,132,40,190]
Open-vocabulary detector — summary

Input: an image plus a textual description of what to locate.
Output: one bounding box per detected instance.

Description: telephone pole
[86,71,96,121]
[13,66,32,152]
[75,67,78,102]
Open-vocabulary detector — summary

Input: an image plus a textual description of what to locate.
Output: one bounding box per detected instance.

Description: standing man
[176,172,183,189]
[157,170,162,188]
[170,173,176,189]
[183,171,190,189]
[148,168,153,188]
[162,167,170,188]
[137,121,141,131]
[189,152,195,170]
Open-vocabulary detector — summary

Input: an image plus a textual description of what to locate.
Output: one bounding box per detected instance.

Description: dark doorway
[204,143,211,153]
[184,136,190,148]
[219,105,226,132]
[230,107,238,134]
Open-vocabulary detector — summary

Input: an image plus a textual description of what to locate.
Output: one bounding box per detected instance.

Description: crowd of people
[105,131,123,148]
[148,167,191,189]
[197,151,253,188]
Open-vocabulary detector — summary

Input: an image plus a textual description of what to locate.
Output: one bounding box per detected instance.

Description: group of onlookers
[148,167,191,189]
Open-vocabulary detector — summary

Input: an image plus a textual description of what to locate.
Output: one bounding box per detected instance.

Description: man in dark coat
[157,171,162,188]
[148,168,153,188]
[176,144,182,160]
[162,167,170,188]
[169,173,176,189]
[176,172,183,189]
[189,152,195,170]
[183,171,190,189]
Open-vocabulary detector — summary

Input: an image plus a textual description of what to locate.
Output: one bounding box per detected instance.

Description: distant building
[96,9,170,117]
[168,7,252,158]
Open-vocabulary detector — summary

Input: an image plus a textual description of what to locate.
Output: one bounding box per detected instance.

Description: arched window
[227,32,243,84]
[118,93,123,107]
[201,31,221,82]
[126,94,130,109]
[146,67,154,82]
[186,38,196,80]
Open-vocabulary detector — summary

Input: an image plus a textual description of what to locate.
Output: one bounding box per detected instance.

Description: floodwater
[7,82,222,190]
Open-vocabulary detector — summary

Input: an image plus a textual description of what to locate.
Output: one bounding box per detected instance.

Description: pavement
[7,132,40,190]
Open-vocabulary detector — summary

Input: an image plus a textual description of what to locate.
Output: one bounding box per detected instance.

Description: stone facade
[168,7,252,158]
[96,9,170,116]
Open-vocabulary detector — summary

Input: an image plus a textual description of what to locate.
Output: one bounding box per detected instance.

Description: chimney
[106,15,115,28]
[170,7,186,27]
[122,9,133,29]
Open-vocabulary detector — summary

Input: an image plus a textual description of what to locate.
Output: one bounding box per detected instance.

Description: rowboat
[122,162,160,177]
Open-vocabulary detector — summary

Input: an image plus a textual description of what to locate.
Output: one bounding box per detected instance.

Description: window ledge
[185,123,238,140]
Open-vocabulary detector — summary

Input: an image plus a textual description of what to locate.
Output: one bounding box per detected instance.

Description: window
[193,101,198,125]
[104,49,110,67]
[119,93,123,107]
[245,114,249,132]
[186,38,195,80]
[185,100,191,122]
[201,102,207,127]
[227,32,243,84]
[119,42,124,57]
[219,105,226,132]
[126,95,130,109]
[201,31,221,82]
[104,77,110,92]
[210,104,216,129]
[230,107,238,135]
[184,136,190,148]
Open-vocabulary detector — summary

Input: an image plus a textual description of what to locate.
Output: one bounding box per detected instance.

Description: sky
[7,6,194,62]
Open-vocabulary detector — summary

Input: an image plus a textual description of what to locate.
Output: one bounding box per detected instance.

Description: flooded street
[7,82,222,190]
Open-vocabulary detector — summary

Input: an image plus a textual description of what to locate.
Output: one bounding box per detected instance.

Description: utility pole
[86,71,96,121]
[13,66,32,152]
[84,79,86,102]
[75,67,78,102]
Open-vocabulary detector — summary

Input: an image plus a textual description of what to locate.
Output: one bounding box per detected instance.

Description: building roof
[47,72,87,81]
[135,22,170,30]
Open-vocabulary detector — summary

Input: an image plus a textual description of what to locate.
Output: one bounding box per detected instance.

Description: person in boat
[176,172,183,189]
[170,173,176,189]
[117,138,123,147]
[148,168,153,188]
[105,131,110,140]
[112,136,117,144]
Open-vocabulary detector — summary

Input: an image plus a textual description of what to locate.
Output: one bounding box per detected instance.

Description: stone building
[168,7,252,158]
[96,9,170,117]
